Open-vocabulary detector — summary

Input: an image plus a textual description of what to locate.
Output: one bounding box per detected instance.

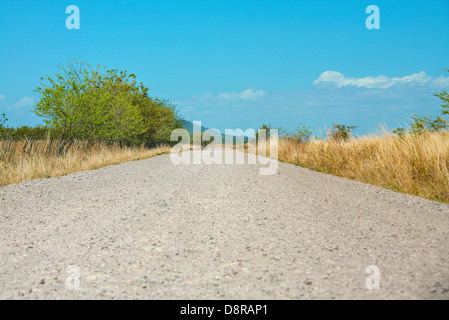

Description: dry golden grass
[0,139,170,186]
[3,132,449,203]
[276,131,449,202]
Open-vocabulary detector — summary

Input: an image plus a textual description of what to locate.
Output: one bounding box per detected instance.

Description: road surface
[1,150,448,299]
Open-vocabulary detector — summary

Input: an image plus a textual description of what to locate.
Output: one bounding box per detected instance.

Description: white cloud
[200,93,213,100]
[186,89,267,103]
[13,97,35,109]
[217,89,267,100]
[239,89,267,100]
[0,94,5,101]
[314,71,449,89]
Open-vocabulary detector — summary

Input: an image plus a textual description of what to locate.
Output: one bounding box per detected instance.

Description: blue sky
[1,0,449,135]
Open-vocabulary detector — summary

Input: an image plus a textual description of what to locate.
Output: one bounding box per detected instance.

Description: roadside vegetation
[0,139,170,186]
[262,71,449,202]
[2,61,449,203]
[276,130,449,203]
[0,59,182,186]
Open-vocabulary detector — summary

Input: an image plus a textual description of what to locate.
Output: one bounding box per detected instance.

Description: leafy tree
[434,69,449,116]
[0,113,7,129]
[34,59,182,146]
[393,69,449,137]
[136,97,184,147]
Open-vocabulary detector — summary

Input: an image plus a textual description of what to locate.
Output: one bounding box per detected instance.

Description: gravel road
[1,149,449,299]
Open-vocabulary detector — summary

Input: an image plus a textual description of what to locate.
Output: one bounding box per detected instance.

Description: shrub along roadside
[33,59,184,147]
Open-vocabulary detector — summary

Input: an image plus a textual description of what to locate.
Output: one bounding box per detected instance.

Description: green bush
[409,114,448,135]
[392,127,406,138]
[33,59,183,146]
[328,124,358,141]
[289,125,313,143]
[256,123,274,139]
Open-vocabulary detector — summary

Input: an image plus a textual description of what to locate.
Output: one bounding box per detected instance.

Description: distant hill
[182,120,250,144]
[182,120,209,134]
